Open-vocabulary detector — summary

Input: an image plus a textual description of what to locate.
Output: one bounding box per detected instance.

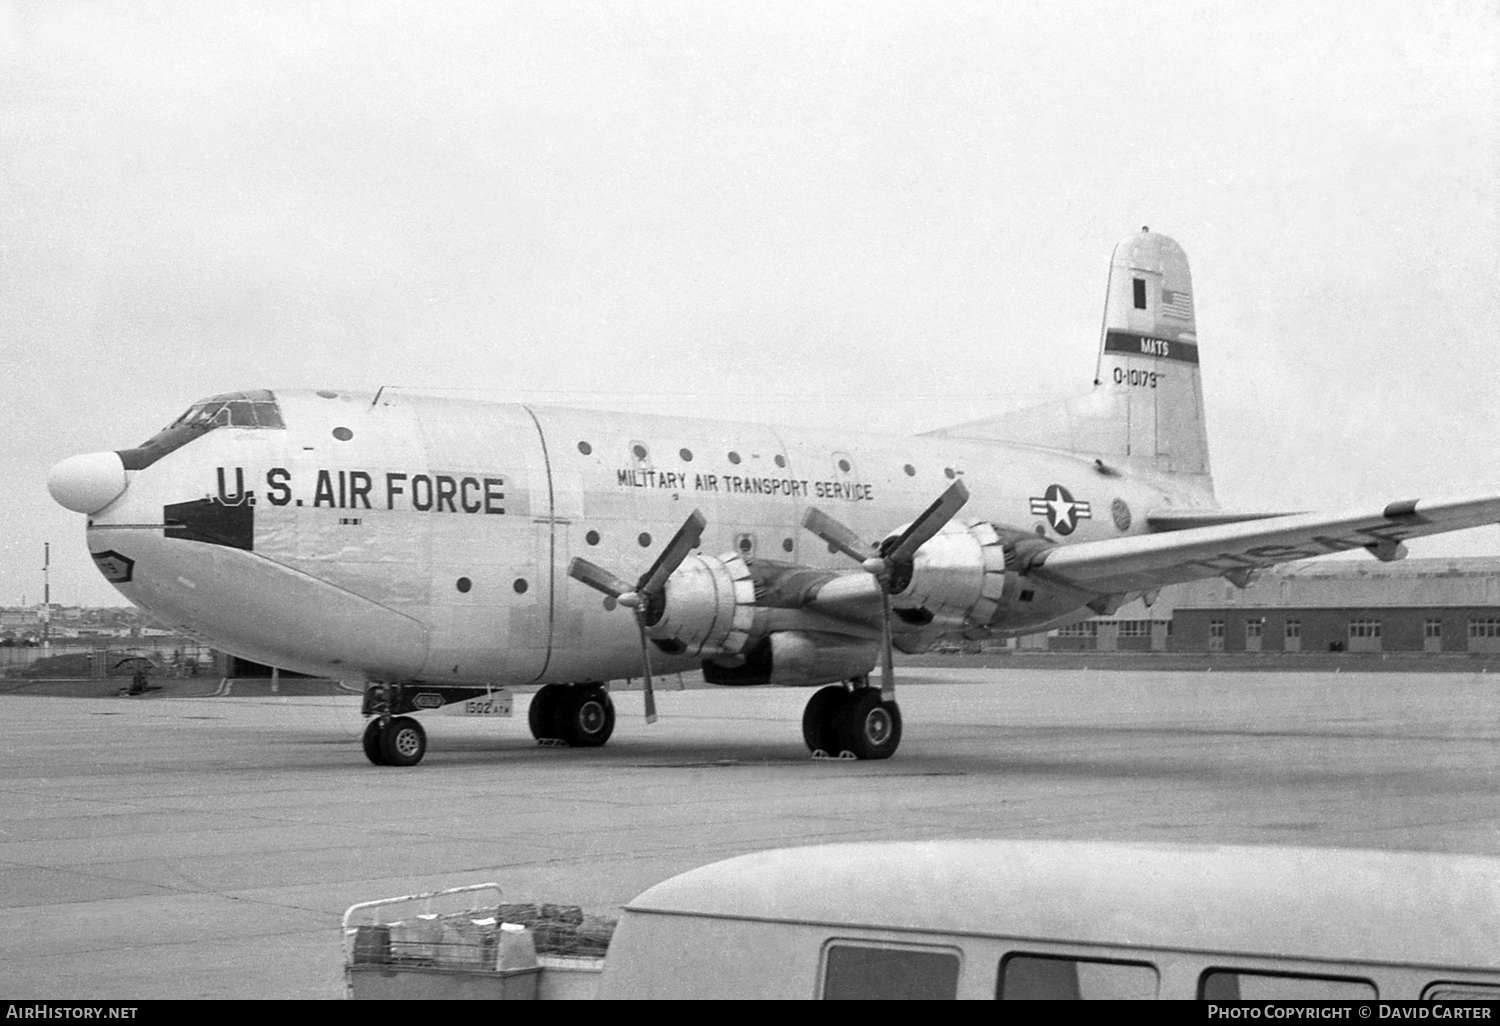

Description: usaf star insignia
[1029,484,1092,536]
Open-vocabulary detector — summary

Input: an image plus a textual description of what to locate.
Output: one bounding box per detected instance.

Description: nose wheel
[362,715,427,767]
[802,682,902,760]
[362,718,387,765]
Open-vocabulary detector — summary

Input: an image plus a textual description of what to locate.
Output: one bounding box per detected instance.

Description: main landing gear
[801,679,902,760]
[528,683,616,748]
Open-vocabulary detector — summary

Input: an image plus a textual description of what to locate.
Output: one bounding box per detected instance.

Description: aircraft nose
[48,451,129,514]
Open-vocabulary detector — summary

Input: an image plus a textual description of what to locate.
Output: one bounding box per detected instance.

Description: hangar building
[1031,557,1500,655]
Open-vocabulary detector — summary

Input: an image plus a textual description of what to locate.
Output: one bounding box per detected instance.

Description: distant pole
[41,543,50,650]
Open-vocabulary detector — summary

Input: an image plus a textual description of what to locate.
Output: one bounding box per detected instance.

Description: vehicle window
[998,953,1159,1000]
[1200,969,1376,1000]
[822,942,960,1000]
[1423,983,1500,1001]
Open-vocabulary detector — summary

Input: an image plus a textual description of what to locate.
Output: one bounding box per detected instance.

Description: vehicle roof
[624,840,1500,968]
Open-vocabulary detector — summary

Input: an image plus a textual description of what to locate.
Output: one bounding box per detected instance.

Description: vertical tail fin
[931,228,1214,493]
[1094,227,1210,478]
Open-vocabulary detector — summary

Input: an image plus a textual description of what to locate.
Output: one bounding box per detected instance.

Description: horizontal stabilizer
[1034,494,1500,596]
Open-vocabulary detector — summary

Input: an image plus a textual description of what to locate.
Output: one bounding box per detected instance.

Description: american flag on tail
[1161,288,1193,321]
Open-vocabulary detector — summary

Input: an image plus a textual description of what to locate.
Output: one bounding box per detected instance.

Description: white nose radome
[48,451,129,514]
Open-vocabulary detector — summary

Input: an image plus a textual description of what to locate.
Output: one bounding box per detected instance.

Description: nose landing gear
[801,679,902,760]
[361,718,386,765]
[359,683,440,766]
[362,715,427,767]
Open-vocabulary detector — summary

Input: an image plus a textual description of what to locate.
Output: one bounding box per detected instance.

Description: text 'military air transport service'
[47,230,1500,766]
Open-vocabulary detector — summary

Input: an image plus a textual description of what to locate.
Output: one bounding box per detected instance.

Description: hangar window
[1199,969,1376,1001]
[1133,278,1147,310]
[1117,620,1151,638]
[1209,621,1225,639]
[1348,619,1382,639]
[1245,618,1263,639]
[1469,618,1500,639]
[999,953,1159,1000]
[1285,620,1301,640]
[1425,619,1443,639]
[118,390,285,471]
[821,942,960,1000]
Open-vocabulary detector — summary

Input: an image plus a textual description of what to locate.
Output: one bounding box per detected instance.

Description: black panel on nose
[164,499,254,551]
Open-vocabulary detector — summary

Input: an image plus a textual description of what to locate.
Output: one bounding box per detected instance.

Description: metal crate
[343,883,542,1000]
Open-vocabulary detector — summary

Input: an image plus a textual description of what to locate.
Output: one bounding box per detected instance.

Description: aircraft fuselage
[81,389,1204,685]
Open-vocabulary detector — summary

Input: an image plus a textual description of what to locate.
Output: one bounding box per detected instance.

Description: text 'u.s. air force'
[212,467,506,514]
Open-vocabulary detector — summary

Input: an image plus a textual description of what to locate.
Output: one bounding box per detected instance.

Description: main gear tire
[528,684,566,741]
[802,685,850,756]
[362,718,388,765]
[555,686,615,748]
[833,689,902,760]
[379,715,427,767]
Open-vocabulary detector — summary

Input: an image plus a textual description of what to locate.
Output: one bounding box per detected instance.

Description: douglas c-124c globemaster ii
[48,230,1500,766]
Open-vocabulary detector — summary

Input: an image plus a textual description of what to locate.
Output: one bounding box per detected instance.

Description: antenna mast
[42,542,51,649]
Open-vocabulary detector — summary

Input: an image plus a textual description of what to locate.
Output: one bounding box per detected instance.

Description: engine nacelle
[767,631,878,687]
[889,519,1009,629]
[702,631,879,687]
[647,552,765,658]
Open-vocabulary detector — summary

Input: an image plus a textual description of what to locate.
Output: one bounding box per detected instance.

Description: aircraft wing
[1031,494,1500,596]
[1144,509,1300,531]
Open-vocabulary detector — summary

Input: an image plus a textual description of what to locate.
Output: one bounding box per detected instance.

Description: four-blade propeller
[567,510,707,723]
[802,479,970,699]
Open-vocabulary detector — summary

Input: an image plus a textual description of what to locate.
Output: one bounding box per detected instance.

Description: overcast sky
[3,0,1497,607]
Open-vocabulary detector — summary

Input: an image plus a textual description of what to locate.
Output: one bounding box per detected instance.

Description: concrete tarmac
[3,669,1499,999]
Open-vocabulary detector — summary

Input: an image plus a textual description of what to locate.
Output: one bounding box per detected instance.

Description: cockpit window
[164,395,284,432]
[118,390,284,470]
